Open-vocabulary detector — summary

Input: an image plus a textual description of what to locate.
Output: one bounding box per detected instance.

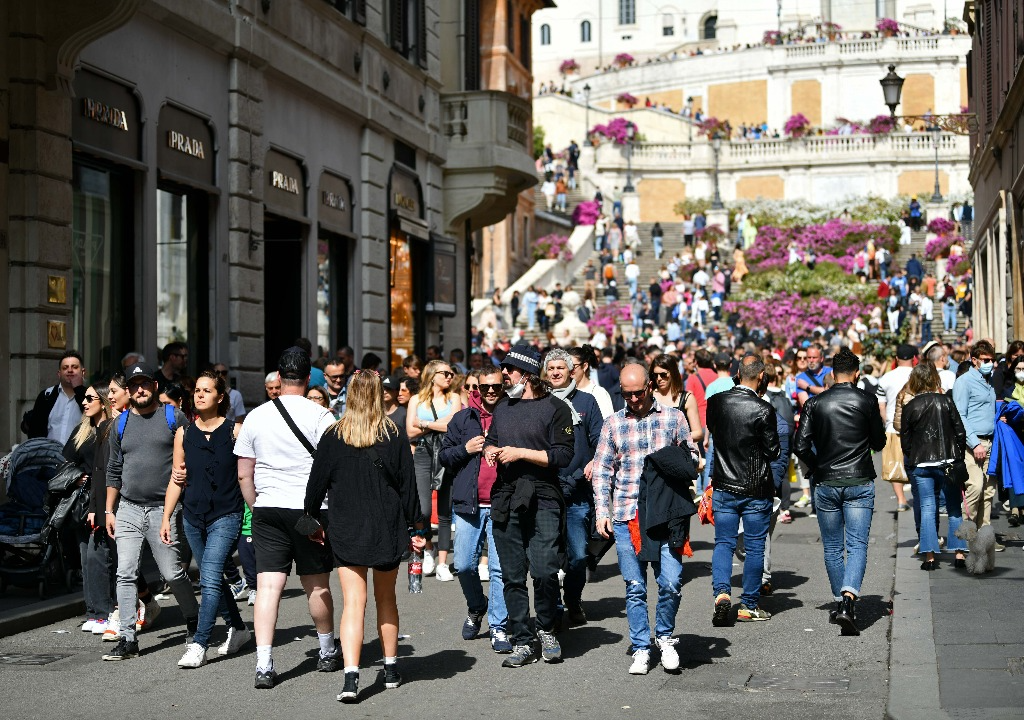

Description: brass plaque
[47,320,67,349]
[47,275,66,304]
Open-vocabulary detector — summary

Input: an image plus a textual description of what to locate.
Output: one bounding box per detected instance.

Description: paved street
[0,481,900,719]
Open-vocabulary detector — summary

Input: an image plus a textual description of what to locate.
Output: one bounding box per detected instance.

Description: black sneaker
[712,594,732,627]
[567,603,588,626]
[317,640,341,672]
[502,643,539,668]
[254,668,277,689]
[462,600,487,640]
[337,671,359,703]
[383,663,402,689]
[102,637,139,661]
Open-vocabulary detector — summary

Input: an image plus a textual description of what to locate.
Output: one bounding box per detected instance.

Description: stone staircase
[532,172,592,220]
[890,229,969,344]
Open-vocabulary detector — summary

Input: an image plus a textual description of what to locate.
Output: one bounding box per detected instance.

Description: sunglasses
[325,373,345,381]
[127,379,152,389]
[621,387,650,400]
[479,383,503,393]
[83,394,99,403]
[437,370,454,378]
[214,369,228,376]
[652,371,671,379]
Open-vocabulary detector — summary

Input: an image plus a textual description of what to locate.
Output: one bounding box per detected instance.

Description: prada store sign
[157,105,215,189]
[265,149,306,218]
[72,70,141,162]
[319,171,353,235]
[390,168,422,221]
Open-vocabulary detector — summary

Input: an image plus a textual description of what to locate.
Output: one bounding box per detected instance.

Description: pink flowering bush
[697,116,731,140]
[950,258,971,276]
[745,219,898,274]
[614,53,634,67]
[589,117,637,145]
[876,18,899,34]
[868,115,897,134]
[724,293,873,345]
[559,59,580,75]
[531,233,573,262]
[924,235,956,260]
[763,30,782,45]
[784,113,811,138]
[586,302,631,336]
[927,217,956,235]
[572,200,601,226]
[695,225,727,245]
[616,92,638,106]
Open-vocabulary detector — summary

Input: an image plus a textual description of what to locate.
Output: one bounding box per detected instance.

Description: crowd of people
[20,312,1023,700]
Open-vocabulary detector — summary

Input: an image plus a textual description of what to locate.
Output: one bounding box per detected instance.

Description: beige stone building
[1,0,540,448]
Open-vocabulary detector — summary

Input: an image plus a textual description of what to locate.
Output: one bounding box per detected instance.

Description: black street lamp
[686,95,694,143]
[583,83,591,142]
[711,131,724,209]
[880,64,905,118]
[929,125,943,202]
[624,122,636,192]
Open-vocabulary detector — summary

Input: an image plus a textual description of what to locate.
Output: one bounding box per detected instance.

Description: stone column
[359,128,389,354]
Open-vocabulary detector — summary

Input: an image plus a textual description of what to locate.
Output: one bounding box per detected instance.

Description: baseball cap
[714,352,732,370]
[381,374,400,390]
[896,343,919,361]
[278,346,311,380]
[501,344,541,375]
[125,362,158,383]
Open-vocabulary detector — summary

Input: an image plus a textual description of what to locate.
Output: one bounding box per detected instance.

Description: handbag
[697,484,715,525]
[424,402,448,491]
[942,459,969,490]
[881,433,908,483]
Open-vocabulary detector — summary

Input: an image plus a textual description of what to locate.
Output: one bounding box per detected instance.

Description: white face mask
[506,377,527,400]
[1016,371,1024,384]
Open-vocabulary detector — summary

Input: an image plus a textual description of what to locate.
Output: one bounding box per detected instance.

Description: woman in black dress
[305,371,425,703]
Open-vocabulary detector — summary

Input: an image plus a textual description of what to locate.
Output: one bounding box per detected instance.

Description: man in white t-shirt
[875,344,917,510]
[922,341,957,392]
[236,347,337,689]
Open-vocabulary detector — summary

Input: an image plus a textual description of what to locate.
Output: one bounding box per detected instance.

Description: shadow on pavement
[677,632,732,668]
[580,593,626,622]
[561,623,623,659]
[402,648,476,682]
[813,593,889,631]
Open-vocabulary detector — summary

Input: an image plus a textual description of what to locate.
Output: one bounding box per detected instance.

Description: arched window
[540,23,551,46]
[662,13,674,36]
[618,0,635,25]
[702,14,717,40]
[581,20,592,43]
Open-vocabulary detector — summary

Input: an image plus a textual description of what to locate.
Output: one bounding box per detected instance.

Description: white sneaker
[247,589,257,606]
[82,619,97,632]
[656,637,680,671]
[218,625,252,656]
[478,563,490,582]
[422,549,436,576]
[138,598,161,631]
[629,648,651,675]
[178,643,208,668]
[793,494,812,508]
[436,564,454,582]
[91,618,109,635]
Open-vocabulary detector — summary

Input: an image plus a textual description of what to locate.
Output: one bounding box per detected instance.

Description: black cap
[714,352,732,370]
[501,344,541,375]
[381,374,400,390]
[125,361,158,383]
[896,343,919,361]
[278,346,311,380]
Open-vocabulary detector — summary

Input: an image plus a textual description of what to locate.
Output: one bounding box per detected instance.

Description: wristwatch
[104,510,115,515]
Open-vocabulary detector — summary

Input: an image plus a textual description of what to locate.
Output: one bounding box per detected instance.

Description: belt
[976,434,993,440]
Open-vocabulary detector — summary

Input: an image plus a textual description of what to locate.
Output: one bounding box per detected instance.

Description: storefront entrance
[263,215,305,372]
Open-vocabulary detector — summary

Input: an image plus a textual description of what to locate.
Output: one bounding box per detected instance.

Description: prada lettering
[322,190,346,211]
[83,98,128,131]
[393,192,417,211]
[167,131,205,159]
[272,171,300,194]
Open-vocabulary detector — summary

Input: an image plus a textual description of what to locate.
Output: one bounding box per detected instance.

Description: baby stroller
[0,438,73,597]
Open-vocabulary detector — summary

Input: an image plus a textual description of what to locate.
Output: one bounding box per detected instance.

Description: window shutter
[354,0,366,25]
[463,0,480,91]
[390,0,405,53]
[417,0,427,68]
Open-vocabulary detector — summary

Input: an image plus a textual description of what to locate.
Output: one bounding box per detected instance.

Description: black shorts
[335,559,401,573]
[252,507,334,576]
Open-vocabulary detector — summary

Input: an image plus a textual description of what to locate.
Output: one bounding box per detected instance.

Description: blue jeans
[613,521,683,651]
[814,483,874,600]
[943,302,957,331]
[453,509,506,632]
[920,319,933,344]
[711,490,772,608]
[911,467,967,553]
[653,237,664,259]
[563,502,592,606]
[697,434,713,492]
[182,512,245,649]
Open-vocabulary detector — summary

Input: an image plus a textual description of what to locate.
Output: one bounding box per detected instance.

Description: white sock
[344,665,359,674]
[383,656,397,666]
[318,631,336,656]
[256,645,273,672]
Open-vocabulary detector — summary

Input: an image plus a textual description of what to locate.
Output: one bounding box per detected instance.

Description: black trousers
[493,506,562,645]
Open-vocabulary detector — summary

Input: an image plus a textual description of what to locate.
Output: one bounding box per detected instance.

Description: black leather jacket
[706,385,781,498]
[900,392,967,468]
[794,383,886,482]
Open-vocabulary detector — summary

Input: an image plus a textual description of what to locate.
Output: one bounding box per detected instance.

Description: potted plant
[876,18,899,37]
[613,53,634,68]
[559,59,580,76]
[762,30,782,46]
[822,21,841,40]
[784,113,811,138]
[697,116,730,140]
[944,18,961,35]
[867,114,897,135]
[616,92,638,108]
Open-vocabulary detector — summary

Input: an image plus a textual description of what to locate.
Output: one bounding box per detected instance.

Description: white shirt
[235,395,335,509]
[692,270,709,287]
[624,263,640,281]
[48,387,82,445]
[938,369,956,393]
[876,365,913,433]
[579,382,614,419]
[919,296,934,320]
[226,388,247,422]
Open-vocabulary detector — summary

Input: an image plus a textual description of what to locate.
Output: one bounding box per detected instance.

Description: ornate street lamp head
[583,83,591,101]
[880,64,905,118]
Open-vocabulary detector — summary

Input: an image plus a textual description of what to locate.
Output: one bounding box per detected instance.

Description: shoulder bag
[273,398,316,458]
[938,397,969,490]
[423,401,448,490]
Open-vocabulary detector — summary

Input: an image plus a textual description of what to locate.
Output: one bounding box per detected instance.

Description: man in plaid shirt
[592,362,700,676]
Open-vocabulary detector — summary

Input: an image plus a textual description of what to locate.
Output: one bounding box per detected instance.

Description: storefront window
[390,231,415,370]
[317,238,331,355]
[316,233,351,357]
[71,163,133,378]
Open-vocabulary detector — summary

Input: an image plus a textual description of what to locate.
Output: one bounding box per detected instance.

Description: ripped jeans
[613,522,683,651]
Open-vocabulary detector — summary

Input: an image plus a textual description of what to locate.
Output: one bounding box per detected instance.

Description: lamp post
[583,83,591,143]
[880,64,905,118]
[623,122,636,193]
[929,125,943,202]
[711,131,724,209]
[686,96,694,143]
[486,224,496,298]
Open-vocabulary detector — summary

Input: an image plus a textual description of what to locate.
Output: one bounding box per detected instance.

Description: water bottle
[408,543,423,594]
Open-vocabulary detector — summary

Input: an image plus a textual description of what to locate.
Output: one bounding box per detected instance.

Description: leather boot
[834,594,859,636]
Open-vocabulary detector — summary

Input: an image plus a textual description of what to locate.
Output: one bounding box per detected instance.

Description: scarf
[550,380,582,425]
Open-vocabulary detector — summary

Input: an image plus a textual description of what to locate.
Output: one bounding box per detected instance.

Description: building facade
[964,0,1024,351]
[1,0,539,448]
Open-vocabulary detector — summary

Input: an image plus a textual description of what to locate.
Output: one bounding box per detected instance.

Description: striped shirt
[591,401,700,522]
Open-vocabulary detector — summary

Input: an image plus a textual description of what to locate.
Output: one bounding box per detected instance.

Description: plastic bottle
[408,543,423,593]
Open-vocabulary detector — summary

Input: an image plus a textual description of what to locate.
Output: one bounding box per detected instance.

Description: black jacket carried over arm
[794,383,887,482]
[706,386,781,499]
[636,445,698,561]
[305,425,422,568]
[900,392,967,468]
[441,406,485,515]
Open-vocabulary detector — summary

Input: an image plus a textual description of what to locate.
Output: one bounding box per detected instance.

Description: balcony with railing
[442,90,538,229]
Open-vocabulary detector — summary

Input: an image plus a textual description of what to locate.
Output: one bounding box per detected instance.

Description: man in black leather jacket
[706,355,781,627]
[794,348,886,636]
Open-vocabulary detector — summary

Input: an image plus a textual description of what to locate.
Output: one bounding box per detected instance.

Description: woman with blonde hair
[406,359,462,580]
[305,371,425,703]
